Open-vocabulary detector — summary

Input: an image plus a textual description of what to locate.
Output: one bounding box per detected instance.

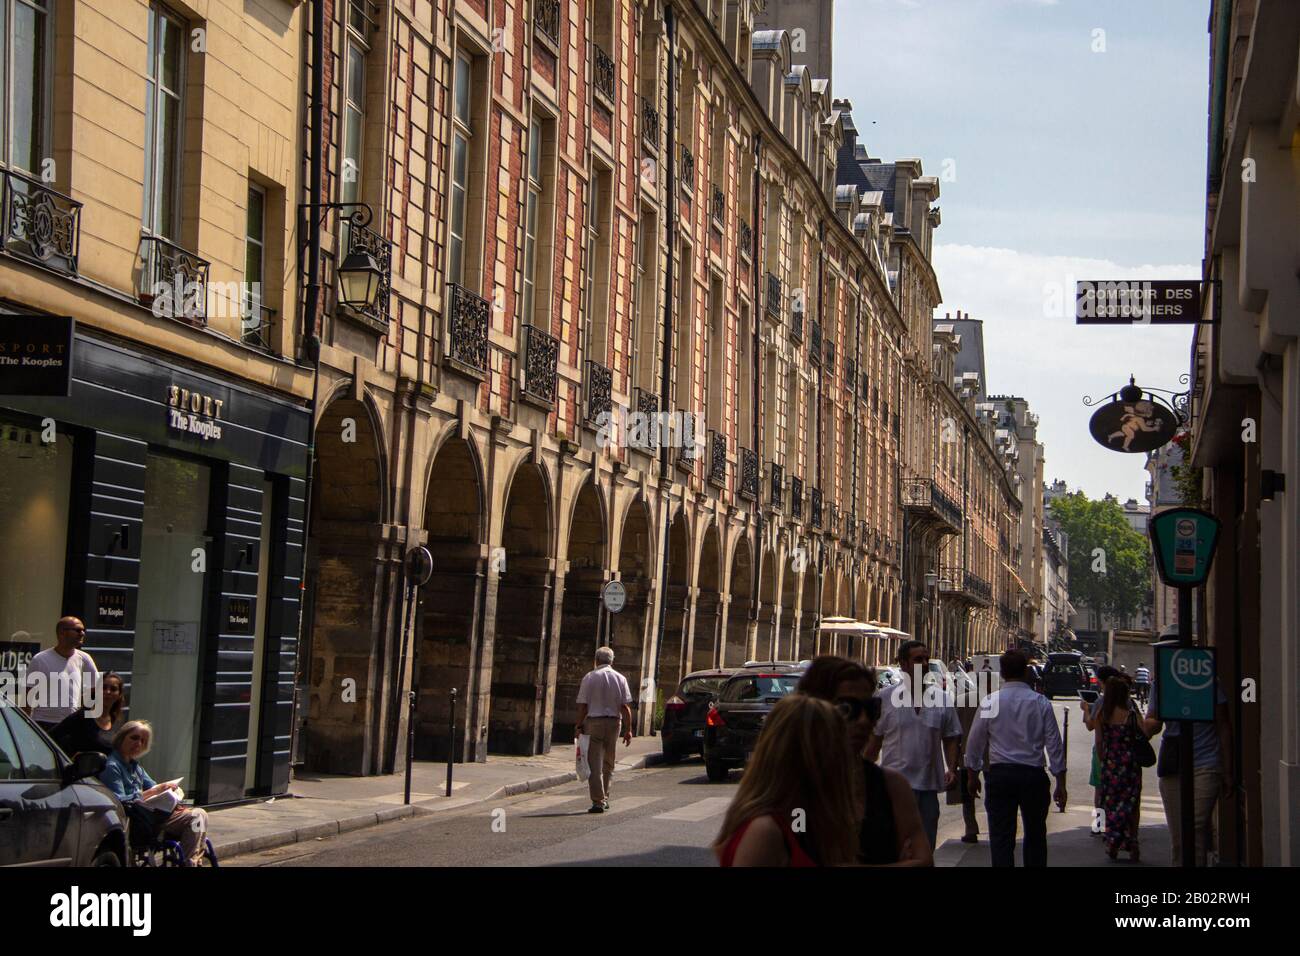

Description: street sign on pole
[1155,646,1216,722]
[1149,507,1220,588]
[601,580,626,614]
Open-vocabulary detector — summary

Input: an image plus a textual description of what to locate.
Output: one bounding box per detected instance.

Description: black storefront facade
[1,328,310,806]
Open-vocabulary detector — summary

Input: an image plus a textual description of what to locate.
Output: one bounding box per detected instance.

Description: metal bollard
[446,688,457,797]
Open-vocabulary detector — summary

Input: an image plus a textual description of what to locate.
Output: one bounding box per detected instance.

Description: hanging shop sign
[0,315,74,396]
[1076,280,1204,324]
[1086,377,1182,454]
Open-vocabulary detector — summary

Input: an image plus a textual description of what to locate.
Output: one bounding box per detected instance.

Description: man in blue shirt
[1143,671,1232,866]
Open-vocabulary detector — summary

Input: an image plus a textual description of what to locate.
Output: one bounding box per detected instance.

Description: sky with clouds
[832,0,1207,501]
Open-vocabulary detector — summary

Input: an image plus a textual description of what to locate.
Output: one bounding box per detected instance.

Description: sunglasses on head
[835,696,881,722]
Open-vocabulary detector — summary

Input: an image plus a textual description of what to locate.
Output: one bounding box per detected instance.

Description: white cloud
[932,243,1196,502]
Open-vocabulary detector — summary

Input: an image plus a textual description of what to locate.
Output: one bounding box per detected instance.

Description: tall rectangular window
[633,208,657,392]
[143,2,185,238]
[585,166,612,365]
[243,184,266,347]
[341,39,365,207]
[448,51,473,286]
[706,274,723,429]
[1,0,51,173]
[522,115,542,323]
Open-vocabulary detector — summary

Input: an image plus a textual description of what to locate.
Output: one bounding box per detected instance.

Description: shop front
[1,329,310,805]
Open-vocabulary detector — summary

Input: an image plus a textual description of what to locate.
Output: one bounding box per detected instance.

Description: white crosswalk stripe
[651,796,734,822]
[511,794,585,813]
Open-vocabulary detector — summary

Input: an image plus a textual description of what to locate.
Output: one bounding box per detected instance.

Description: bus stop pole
[1177,585,1195,868]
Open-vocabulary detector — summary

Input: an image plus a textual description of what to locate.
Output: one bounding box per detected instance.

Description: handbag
[1127,710,1156,768]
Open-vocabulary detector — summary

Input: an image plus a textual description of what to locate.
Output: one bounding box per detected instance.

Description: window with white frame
[243,184,267,347]
[1,0,52,174]
[448,50,472,287]
[143,1,185,238]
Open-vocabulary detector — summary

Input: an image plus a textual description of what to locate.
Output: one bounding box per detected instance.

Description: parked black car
[702,662,807,782]
[1043,652,1087,699]
[0,703,129,866]
[660,669,737,762]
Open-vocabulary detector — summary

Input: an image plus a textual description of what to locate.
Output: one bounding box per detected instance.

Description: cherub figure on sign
[1107,400,1162,451]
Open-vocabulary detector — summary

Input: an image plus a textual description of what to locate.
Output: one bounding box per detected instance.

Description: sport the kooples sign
[166,384,225,441]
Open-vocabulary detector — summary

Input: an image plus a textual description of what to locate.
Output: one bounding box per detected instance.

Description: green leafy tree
[1049,491,1152,631]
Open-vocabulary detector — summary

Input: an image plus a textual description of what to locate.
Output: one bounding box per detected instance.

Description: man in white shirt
[575,646,632,813]
[966,649,1067,867]
[24,616,99,732]
[865,640,961,853]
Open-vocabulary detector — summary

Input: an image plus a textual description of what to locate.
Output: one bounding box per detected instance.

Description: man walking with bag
[575,646,632,813]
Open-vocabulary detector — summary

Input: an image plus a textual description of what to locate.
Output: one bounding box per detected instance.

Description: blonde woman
[714,695,862,866]
[98,720,210,865]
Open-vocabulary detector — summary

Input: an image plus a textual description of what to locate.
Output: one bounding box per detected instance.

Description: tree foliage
[1048,491,1152,630]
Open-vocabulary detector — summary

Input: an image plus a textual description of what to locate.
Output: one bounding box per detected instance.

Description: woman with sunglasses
[51,672,126,756]
[797,656,933,866]
[99,720,210,865]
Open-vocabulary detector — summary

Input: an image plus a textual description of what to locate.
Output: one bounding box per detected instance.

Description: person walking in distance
[1133,661,1151,708]
[24,617,99,733]
[575,646,632,813]
[865,640,962,854]
[965,650,1068,867]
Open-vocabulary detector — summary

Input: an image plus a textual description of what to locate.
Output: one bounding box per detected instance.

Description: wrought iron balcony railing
[593,45,616,105]
[711,185,725,229]
[845,512,856,545]
[845,357,857,393]
[708,430,727,486]
[680,145,695,196]
[641,97,659,151]
[738,220,752,260]
[892,412,901,440]
[901,478,962,533]
[811,487,823,529]
[969,573,993,606]
[827,502,840,537]
[790,307,804,344]
[241,301,276,353]
[769,461,783,511]
[521,323,559,405]
[860,372,870,404]
[859,520,869,549]
[790,475,803,519]
[810,320,822,364]
[343,219,393,329]
[632,387,660,452]
[535,0,560,47]
[1,170,81,275]
[676,411,699,471]
[445,282,490,377]
[938,566,992,607]
[586,360,612,423]
[138,235,210,325]
[823,338,835,375]
[738,447,759,500]
[766,272,781,320]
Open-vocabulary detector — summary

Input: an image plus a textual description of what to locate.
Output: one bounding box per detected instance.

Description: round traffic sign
[602,580,626,614]
[1176,518,1195,537]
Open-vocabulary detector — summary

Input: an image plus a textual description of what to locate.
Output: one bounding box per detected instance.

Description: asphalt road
[231,695,1167,867]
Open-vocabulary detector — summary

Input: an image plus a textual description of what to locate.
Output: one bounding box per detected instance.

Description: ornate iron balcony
[845,357,857,393]
[241,301,276,353]
[811,487,823,529]
[790,306,804,344]
[828,502,839,537]
[711,185,725,229]
[138,235,210,325]
[521,323,559,405]
[676,411,699,471]
[708,430,727,486]
[641,97,660,151]
[344,219,392,330]
[1,170,81,275]
[739,447,759,500]
[633,387,659,451]
[739,221,752,260]
[593,45,616,104]
[810,320,822,364]
[968,571,993,606]
[586,360,612,423]
[892,412,901,440]
[769,461,783,511]
[535,0,560,47]
[860,372,870,404]
[901,478,962,534]
[845,512,856,544]
[791,475,804,519]
[766,272,781,320]
[824,339,835,375]
[680,145,695,196]
[445,281,489,378]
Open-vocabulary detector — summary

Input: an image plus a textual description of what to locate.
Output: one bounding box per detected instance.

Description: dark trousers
[984,764,1050,867]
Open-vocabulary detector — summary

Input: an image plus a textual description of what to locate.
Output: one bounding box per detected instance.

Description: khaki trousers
[162,806,209,863]
[583,716,621,804]
[1159,769,1220,866]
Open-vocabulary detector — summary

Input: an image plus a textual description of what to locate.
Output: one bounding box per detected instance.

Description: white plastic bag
[575,733,591,781]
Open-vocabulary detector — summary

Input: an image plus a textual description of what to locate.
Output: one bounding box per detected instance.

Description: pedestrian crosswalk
[650,796,734,822]
[504,791,735,822]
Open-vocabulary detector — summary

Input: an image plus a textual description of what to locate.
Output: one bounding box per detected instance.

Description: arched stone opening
[724,536,753,666]
[614,496,653,730]
[553,478,606,744]
[778,551,798,661]
[820,568,836,655]
[416,435,483,761]
[303,396,386,774]
[650,509,691,723]
[692,523,722,672]
[489,463,551,755]
[796,557,818,660]
[756,547,778,660]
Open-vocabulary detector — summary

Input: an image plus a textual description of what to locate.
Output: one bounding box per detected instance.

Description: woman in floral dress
[1095,676,1142,861]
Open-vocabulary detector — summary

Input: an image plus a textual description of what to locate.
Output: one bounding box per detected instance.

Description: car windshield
[680,677,728,697]
[722,675,800,702]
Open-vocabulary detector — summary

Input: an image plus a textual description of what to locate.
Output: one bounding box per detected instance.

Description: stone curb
[214,749,666,860]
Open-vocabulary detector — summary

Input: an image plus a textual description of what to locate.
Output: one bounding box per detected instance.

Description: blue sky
[833,0,1208,501]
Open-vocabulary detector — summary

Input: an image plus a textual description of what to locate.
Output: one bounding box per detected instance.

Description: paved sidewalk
[210,735,663,860]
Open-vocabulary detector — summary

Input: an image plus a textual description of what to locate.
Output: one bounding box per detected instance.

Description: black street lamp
[337,246,383,311]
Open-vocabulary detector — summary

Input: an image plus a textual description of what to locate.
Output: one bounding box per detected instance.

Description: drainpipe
[1208,0,1234,195]
[812,219,825,646]
[751,135,764,652]
[650,2,676,725]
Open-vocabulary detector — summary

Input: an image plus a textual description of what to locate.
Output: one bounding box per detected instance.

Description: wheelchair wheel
[160,841,187,867]
[201,838,219,868]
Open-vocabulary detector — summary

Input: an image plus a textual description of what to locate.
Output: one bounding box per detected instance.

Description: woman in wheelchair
[98,720,212,865]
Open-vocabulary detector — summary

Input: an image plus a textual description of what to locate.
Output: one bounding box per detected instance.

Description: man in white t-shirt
[24,616,99,731]
[574,646,633,813]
